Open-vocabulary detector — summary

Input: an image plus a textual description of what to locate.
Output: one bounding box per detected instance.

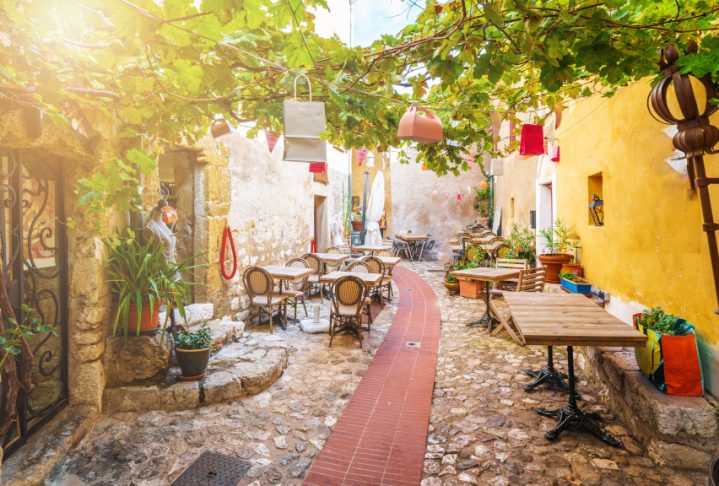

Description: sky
[314,0,424,47]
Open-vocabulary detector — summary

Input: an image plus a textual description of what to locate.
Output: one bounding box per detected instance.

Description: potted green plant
[444,263,460,293]
[538,219,578,283]
[174,324,213,380]
[104,230,193,341]
[473,185,491,227]
[506,223,536,264]
[559,271,591,294]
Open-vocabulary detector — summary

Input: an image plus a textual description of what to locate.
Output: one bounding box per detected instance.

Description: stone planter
[538,253,573,283]
[176,347,210,380]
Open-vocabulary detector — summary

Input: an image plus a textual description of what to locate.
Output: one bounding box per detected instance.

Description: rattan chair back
[243,266,274,303]
[331,276,366,318]
[347,261,370,273]
[517,266,547,293]
[364,256,385,275]
[286,258,309,290]
[302,253,322,274]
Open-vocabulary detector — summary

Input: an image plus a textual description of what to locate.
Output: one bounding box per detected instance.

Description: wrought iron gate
[0,149,68,456]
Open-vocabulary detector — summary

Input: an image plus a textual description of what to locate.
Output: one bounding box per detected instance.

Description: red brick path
[304,267,441,485]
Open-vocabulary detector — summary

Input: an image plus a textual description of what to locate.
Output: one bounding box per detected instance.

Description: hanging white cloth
[364,171,385,246]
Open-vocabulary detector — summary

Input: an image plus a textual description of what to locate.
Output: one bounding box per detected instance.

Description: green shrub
[175,324,213,350]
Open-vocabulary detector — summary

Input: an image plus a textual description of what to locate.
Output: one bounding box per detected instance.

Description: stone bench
[577,346,719,471]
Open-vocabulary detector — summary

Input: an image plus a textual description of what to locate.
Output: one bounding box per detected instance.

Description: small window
[588,172,604,226]
[510,197,516,219]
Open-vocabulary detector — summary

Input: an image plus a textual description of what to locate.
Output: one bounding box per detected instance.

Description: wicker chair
[325,246,343,272]
[282,258,310,320]
[302,253,323,296]
[243,266,288,334]
[364,256,391,306]
[347,261,374,327]
[329,275,368,347]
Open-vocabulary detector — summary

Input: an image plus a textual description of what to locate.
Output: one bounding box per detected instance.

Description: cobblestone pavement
[407,262,703,486]
[50,299,396,486]
[49,263,704,485]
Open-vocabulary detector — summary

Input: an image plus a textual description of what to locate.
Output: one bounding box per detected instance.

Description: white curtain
[364,172,385,246]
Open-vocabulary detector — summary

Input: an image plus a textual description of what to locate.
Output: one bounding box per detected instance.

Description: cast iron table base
[524,346,570,393]
[535,346,622,448]
[467,281,498,330]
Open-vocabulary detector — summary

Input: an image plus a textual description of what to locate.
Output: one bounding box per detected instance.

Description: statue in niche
[143,198,180,281]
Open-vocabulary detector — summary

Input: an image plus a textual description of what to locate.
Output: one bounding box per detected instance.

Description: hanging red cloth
[220,225,237,280]
[551,145,560,162]
[309,162,326,173]
[520,124,545,155]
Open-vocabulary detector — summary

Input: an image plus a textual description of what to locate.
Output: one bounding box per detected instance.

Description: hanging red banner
[551,145,560,162]
[264,130,280,154]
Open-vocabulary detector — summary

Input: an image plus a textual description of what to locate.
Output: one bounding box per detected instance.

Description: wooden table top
[397,234,430,241]
[320,271,383,286]
[377,256,401,267]
[261,265,314,281]
[450,267,520,282]
[311,253,349,263]
[503,292,648,347]
[352,245,391,252]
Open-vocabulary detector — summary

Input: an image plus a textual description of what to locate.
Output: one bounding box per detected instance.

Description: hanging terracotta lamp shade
[479,180,489,190]
[397,105,443,144]
[210,115,231,138]
[519,124,545,155]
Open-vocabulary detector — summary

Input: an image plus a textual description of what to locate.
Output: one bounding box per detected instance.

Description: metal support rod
[691,156,719,314]
[567,346,577,410]
[360,171,368,244]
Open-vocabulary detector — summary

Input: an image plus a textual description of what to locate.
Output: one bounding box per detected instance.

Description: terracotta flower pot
[459,279,484,299]
[351,221,363,232]
[538,254,574,283]
[126,302,160,334]
[176,347,211,380]
[560,263,584,278]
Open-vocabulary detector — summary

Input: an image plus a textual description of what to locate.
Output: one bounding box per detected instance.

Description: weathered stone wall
[195,131,347,318]
[577,346,719,471]
[389,150,485,259]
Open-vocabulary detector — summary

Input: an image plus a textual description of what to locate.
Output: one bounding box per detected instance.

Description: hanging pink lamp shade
[210,115,231,138]
[479,180,489,190]
[519,123,544,155]
[397,105,443,144]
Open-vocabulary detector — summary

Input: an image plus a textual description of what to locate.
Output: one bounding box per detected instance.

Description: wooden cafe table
[450,267,520,330]
[319,271,383,289]
[311,252,349,273]
[503,292,647,447]
[259,265,315,326]
[396,234,430,261]
[351,244,391,255]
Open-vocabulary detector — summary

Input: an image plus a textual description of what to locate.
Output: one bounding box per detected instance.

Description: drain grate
[172,451,251,486]
[405,341,421,348]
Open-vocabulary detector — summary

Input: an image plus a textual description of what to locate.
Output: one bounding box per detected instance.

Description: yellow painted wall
[351,150,392,235]
[556,80,719,344]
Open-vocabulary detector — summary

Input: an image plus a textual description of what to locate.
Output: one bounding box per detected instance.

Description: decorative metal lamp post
[649,43,719,312]
[589,195,604,226]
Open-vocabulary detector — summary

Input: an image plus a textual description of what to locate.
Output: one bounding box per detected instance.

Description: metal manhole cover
[172,451,251,486]
[405,341,421,348]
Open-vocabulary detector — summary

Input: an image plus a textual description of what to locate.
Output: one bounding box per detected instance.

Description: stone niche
[578,347,719,471]
[103,333,172,386]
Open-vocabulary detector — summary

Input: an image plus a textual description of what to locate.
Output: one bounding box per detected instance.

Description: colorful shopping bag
[519,124,544,155]
[633,314,703,396]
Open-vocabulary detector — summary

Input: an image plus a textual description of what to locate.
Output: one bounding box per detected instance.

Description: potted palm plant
[538,220,578,283]
[506,223,536,264]
[473,185,491,227]
[104,230,192,341]
[174,324,213,380]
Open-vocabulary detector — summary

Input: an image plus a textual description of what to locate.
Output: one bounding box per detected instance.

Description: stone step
[103,336,289,414]
[189,316,245,349]
[159,302,214,327]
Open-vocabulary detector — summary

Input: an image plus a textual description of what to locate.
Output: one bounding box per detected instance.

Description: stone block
[648,440,713,470]
[159,303,214,327]
[70,359,105,408]
[159,381,200,411]
[75,340,105,363]
[104,385,161,413]
[202,370,244,403]
[104,333,171,386]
